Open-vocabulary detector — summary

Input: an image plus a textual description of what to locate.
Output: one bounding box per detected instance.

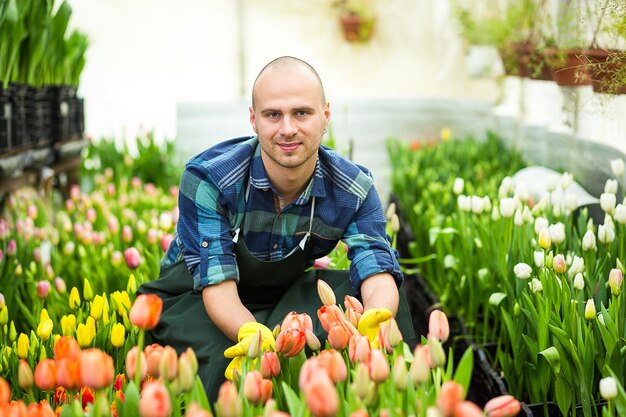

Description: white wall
[68,0,625,154]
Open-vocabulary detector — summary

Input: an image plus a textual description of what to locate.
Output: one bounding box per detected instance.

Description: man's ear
[249,106,258,133]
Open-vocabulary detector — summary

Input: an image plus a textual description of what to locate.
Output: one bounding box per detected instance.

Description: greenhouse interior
[1,0,626,416]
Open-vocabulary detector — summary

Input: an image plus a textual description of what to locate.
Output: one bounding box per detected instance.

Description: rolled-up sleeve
[343,185,403,293]
[177,162,239,292]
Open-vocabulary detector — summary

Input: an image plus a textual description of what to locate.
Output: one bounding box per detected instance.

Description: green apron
[138,196,415,401]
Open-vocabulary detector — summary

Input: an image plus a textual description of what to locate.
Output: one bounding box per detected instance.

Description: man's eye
[296,111,308,117]
[267,112,280,119]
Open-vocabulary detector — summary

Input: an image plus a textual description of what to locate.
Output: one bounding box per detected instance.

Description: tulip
[124,247,142,269]
[581,230,596,251]
[387,318,403,347]
[328,322,350,350]
[608,268,623,296]
[69,287,81,310]
[605,178,619,194]
[585,299,596,320]
[549,223,565,245]
[609,158,625,177]
[530,278,543,293]
[538,228,551,250]
[601,193,617,214]
[53,277,66,294]
[126,346,147,381]
[275,328,306,357]
[344,295,364,313]
[305,329,321,352]
[161,233,174,252]
[60,314,77,336]
[0,306,7,327]
[303,372,339,417]
[139,380,172,417]
[76,322,94,348]
[90,294,104,321]
[185,403,213,417]
[317,279,336,305]
[18,360,34,390]
[428,335,446,367]
[37,318,54,341]
[437,381,464,417]
[470,195,484,214]
[348,334,371,363]
[122,225,133,243]
[316,349,348,383]
[534,217,549,235]
[6,239,16,257]
[130,294,163,330]
[35,280,51,299]
[392,355,408,390]
[410,345,431,384]
[367,348,389,383]
[513,263,532,280]
[111,323,126,348]
[552,254,566,274]
[111,250,123,266]
[54,336,80,360]
[56,358,81,389]
[145,344,164,377]
[216,381,242,417]
[598,224,615,244]
[79,349,114,389]
[82,278,93,302]
[428,310,450,343]
[313,256,331,270]
[484,394,522,417]
[457,195,471,212]
[453,401,484,417]
[453,178,464,195]
[346,307,362,328]
[260,351,281,379]
[281,311,313,332]
[0,377,9,403]
[243,370,272,405]
[34,359,57,391]
[599,377,618,400]
[0,293,4,310]
[573,273,585,291]
[16,333,29,360]
[159,346,178,382]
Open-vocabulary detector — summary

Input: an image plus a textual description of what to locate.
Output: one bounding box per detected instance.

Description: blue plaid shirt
[162,136,403,293]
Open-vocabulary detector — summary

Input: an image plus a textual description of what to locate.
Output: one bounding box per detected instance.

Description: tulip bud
[17,333,29,359]
[83,278,93,302]
[37,318,54,341]
[553,254,566,274]
[54,277,67,294]
[457,195,471,212]
[90,295,104,321]
[453,178,464,195]
[159,346,178,382]
[599,377,618,400]
[573,273,585,291]
[392,355,407,391]
[69,287,81,310]
[513,263,532,280]
[216,381,242,417]
[18,360,33,390]
[428,310,450,343]
[139,381,172,417]
[427,335,446,367]
[60,314,77,336]
[260,351,281,379]
[585,299,596,320]
[601,193,617,214]
[247,330,262,359]
[534,217,549,235]
[0,293,4,310]
[608,268,623,296]
[111,323,126,348]
[124,247,142,270]
[611,158,625,177]
[305,329,321,352]
[484,394,521,417]
[0,306,7,326]
[161,233,174,252]
[538,228,551,250]
[317,279,336,306]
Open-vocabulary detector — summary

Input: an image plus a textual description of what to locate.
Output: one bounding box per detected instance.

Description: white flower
[457,195,471,212]
[499,176,513,198]
[453,178,464,195]
[514,209,524,226]
[615,204,626,224]
[531,278,543,293]
[611,158,625,178]
[471,195,485,214]
[491,206,501,221]
[604,214,615,231]
[560,172,573,189]
[604,179,619,194]
[582,230,597,251]
[553,203,562,218]
[573,273,585,290]
[534,217,549,235]
[585,299,596,320]
[549,223,566,245]
[515,182,529,201]
[598,224,615,244]
[546,177,559,192]
[564,194,578,212]
[514,262,532,279]
[600,193,617,214]
[499,198,515,218]
[482,196,492,213]
[599,377,618,400]
[522,206,533,223]
[533,250,545,268]
[568,256,585,279]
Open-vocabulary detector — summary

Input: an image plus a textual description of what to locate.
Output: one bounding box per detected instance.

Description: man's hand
[358,308,392,346]
[223,322,275,380]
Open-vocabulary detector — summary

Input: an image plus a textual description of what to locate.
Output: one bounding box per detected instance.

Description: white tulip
[500,176,513,195]
[604,179,619,194]
[604,214,615,231]
[514,209,524,226]
[491,206,501,221]
[546,176,559,192]
[531,278,543,293]
[614,204,626,224]
[515,182,529,201]
[533,250,545,268]
[560,172,573,189]
[553,203,562,218]
[568,256,585,279]
[471,195,485,214]
[598,224,615,244]
[549,223,566,245]
[499,198,515,218]
[582,230,597,252]
[453,177,465,195]
[564,194,578,212]
[611,158,625,178]
[482,196,492,213]
[514,262,533,279]
[573,273,585,290]
[457,195,471,212]
[534,217,549,235]
[523,206,533,223]
[599,377,618,400]
[600,193,616,214]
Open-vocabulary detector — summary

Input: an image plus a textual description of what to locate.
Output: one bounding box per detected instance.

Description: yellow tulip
[39,308,50,323]
[102,293,110,318]
[17,333,29,359]
[0,306,7,325]
[9,321,16,342]
[77,322,94,348]
[61,314,77,336]
[87,316,96,337]
[90,295,104,320]
[15,264,23,276]
[37,318,54,341]
[127,274,137,294]
[83,278,93,301]
[69,287,81,310]
[111,323,126,348]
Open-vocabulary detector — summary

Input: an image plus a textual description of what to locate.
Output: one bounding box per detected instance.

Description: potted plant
[333,0,376,42]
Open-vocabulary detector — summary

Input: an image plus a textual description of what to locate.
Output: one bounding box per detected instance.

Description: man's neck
[262,155,316,206]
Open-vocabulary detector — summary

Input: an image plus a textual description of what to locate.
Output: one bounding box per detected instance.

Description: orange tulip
[79,349,114,389]
[428,310,450,343]
[125,346,147,382]
[484,395,522,417]
[367,349,389,383]
[216,381,242,417]
[139,380,171,417]
[345,308,361,328]
[144,344,164,377]
[281,311,313,332]
[185,402,213,417]
[26,401,55,417]
[260,351,281,379]
[453,401,484,417]
[34,359,58,391]
[327,322,350,350]
[348,334,371,363]
[242,370,272,405]
[316,349,347,384]
[0,377,9,403]
[318,305,358,336]
[344,295,363,313]
[56,358,81,390]
[438,381,465,417]
[303,371,339,417]
[54,336,81,360]
[1,400,27,417]
[129,294,162,330]
[275,328,306,357]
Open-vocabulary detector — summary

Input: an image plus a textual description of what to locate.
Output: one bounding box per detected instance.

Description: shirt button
[273,243,278,249]
[201,241,208,248]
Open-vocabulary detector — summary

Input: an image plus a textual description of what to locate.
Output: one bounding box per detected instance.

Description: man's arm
[202,280,255,341]
[360,272,399,316]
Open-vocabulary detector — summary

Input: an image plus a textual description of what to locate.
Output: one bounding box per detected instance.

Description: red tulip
[484,395,522,417]
[139,380,171,417]
[79,349,114,389]
[54,386,67,405]
[275,328,306,357]
[77,386,95,409]
[54,336,81,360]
[260,351,281,379]
[129,294,162,330]
[34,359,57,391]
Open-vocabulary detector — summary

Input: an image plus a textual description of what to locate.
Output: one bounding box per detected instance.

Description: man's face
[250,67,330,171]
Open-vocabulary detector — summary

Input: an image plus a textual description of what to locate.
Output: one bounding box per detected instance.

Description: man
[139,56,415,400]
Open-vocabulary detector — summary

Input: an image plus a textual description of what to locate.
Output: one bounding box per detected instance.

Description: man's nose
[279,116,298,136]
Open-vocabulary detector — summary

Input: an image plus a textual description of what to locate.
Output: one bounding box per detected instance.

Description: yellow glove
[357,308,392,347]
[224,322,275,380]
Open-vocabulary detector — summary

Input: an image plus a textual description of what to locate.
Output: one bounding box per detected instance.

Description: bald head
[251,56,326,109]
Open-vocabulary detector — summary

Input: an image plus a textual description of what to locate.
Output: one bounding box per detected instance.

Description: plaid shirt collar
[248,139,327,205]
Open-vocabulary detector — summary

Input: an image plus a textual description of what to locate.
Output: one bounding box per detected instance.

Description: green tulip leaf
[555,377,572,417]
[488,292,507,307]
[453,346,474,395]
[539,346,560,377]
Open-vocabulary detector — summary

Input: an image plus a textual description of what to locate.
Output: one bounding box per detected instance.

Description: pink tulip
[131,177,142,189]
[216,381,242,417]
[79,349,114,389]
[6,239,16,256]
[0,219,8,239]
[36,280,51,299]
[344,295,364,313]
[27,204,38,219]
[609,268,623,296]
[303,371,339,417]
[313,256,331,269]
[438,381,465,417]
[108,215,120,234]
[147,229,159,245]
[124,247,142,269]
[161,233,174,252]
[139,380,171,417]
[242,370,272,405]
[281,311,313,332]
[367,349,390,383]
[70,184,80,200]
[54,277,67,294]
[86,208,97,223]
[484,395,522,417]
[553,254,567,274]
[428,310,450,343]
[144,183,157,196]
[316,349,347,383]
[122,225,133,243]
[275,328,306,357]
[126,346,147,381]
[129,294,163,330]
[328,322,350,350]
[34,359,57,391]
[454,401,484,417]
[260,351,281,379]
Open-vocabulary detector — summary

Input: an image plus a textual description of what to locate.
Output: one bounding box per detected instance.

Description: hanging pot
[581,48,626,94]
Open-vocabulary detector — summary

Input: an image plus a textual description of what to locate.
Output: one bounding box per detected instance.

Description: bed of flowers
[0,134,524,416]
[388,132,626,416]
